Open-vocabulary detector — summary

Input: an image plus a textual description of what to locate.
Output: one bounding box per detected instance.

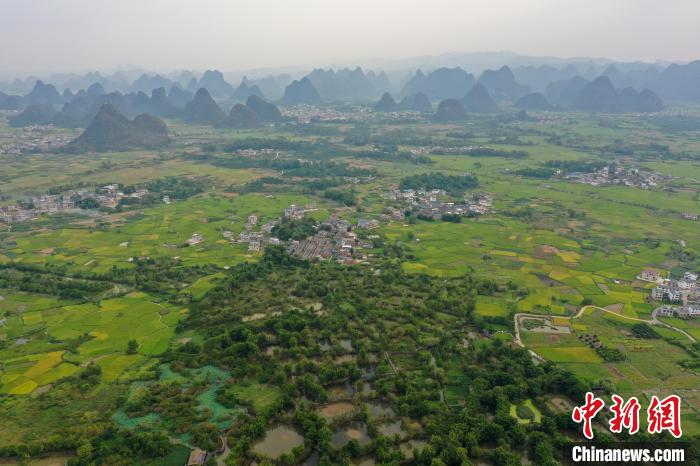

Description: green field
[0,292,183,395]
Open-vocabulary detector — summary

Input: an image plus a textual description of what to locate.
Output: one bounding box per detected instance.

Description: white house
[688,305,700,318]
[668,287,683,302]
[678,280,696,290]
[652,286,667,301]
[186,233,203,246]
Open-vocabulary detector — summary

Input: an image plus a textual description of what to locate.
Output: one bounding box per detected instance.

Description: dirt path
[153,302,172,328]
[216,435,229,466]
[384,351,398,375]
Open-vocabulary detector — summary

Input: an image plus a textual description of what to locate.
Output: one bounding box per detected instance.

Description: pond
[339,339,353,352]
[367,401,396,419]
[252,424,304,459]
[326,380,354,399]
[317,401,354,420]
[331,422,371,448]
[367,401,395,419]
[334,354,357,364]
[378,420,407,439]
[301,451,319,466]
[399,439,428,459]
[242,312,266,322]
[352,459,376,466]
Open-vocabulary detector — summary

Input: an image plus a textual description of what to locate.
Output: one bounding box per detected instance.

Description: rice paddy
[0,291,182,394]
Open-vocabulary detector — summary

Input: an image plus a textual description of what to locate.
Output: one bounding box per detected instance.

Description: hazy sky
[2,0,699,75]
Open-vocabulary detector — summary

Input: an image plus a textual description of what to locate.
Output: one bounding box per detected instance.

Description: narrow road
[650,307,697,342]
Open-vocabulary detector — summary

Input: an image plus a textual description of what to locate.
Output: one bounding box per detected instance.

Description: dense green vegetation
[272,218,319,241]
[399,172,478,194]
[2,104,700,465]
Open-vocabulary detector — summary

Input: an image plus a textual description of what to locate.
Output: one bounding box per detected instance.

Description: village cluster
[0,184,149,223]
[638,269,700,318]
[384,188,493,220]
[234,148,279,157]
[0,124,74,155]
[217,203,378,264]
[408,145,485,156]
[281,104,371,124]
[287,214,375,264]
[564,162,676,189]
[281,104,423,124]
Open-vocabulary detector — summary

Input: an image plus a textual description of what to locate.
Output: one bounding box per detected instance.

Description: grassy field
[521,308,700,432]
[7,192,328,272]
[0,291,183,395]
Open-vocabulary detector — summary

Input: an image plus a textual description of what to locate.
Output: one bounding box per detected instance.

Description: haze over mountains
[5,51,700,135]
[2,50,700,105]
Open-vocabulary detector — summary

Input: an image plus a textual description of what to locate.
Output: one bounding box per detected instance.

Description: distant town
[0,122,76,155]
[0,184,150,223]
[384,188,493,219]
[564,162,677,189]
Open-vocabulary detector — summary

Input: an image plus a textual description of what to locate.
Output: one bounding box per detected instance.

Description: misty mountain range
[2,50,699,104]
[0,51,692,157]
[4,51,700,128]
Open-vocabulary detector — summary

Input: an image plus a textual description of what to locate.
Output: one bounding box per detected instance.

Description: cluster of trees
[119,176,207,207]
[271,217,318,241]
[344,128,434,147]
[67,429,172,465]
[630,323,660,339]
[239,176,289,193]
[203,153,376,180]
[0,258,212,302]
[399,172,478,194]
[514,167,557,179]
[432,147,528,159]
[8,241,696,464]
[172,248,596,464]
[124,380,213,438]
[323,188,357,206]
[354,147,434,165]
[105,257,215,296]
[76,197,101,209]
[596,345,626,362]
[208,137,353,161]
[542,159,607,173]
[218,137,305,152]
[0,264,111,299]
[240,176,355,196]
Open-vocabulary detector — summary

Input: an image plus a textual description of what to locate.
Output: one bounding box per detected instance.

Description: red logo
[572,392,605,439]
[609,395,641,435]
[647,395,682,438]
[573,393,682,439]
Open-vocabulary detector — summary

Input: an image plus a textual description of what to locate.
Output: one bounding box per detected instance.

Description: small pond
[252,424,304,459]
[331,422,371,448]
